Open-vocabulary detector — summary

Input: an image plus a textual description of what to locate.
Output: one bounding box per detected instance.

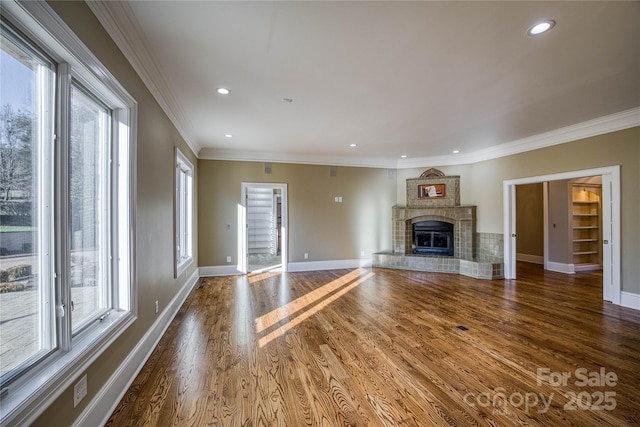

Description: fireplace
[412,221,454,256]
[374,168,503,279]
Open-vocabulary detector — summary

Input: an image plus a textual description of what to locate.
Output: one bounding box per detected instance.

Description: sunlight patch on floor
[248,270,282,284]
[256,269,374,348]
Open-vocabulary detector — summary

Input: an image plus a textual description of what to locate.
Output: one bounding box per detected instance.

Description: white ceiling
[89,1,640,168]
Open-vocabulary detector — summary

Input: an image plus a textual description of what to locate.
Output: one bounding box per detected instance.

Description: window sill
[176,257,194,278]
[0,310,136,426]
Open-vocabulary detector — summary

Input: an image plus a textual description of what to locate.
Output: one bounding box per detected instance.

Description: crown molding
[201,108,639,168]
[86,0,200,156]
[198,148,397,169]
[397,107,640,169]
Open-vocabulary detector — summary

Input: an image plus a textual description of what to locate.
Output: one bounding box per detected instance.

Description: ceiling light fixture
[453,150,460,154]
[224,134,233,138]
[400,155,407,159]
[349,143,357,148]
[527,20,555,36]
[217,87,230,95]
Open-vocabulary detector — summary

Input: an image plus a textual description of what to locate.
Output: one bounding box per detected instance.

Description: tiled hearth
[372,253,503,279]
[373,169,503,279]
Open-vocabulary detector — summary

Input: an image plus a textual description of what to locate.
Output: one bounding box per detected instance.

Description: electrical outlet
[226,256,232,263]
[74,374,87,408]
[304,253,309,259]
[155,300,159,314]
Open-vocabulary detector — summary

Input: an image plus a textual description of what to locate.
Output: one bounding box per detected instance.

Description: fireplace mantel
[392,205,476,260]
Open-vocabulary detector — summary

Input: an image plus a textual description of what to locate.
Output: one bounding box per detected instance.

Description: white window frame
[175,148,194,277]
[0,2,137,425]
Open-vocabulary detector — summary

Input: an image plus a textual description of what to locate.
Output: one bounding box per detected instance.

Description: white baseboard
[200,265,242,276]
[516,253,544,264]
[621,291,640,310]
[574,263,601,272]
[288,258,371,272]
[75,269,200,427]
[546,261,575,274]
[200,259,373,276]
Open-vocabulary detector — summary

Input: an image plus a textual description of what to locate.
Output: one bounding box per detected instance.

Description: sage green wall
[547,180,571,264]
[198,161,396,265]
[396,127,640,293]
[516,183,544,258]
[32,2,199,427]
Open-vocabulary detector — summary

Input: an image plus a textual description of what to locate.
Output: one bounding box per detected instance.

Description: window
[0,2,136,425]
[70,83,111,332]
[175,148,193,276]
[0,18,56,383]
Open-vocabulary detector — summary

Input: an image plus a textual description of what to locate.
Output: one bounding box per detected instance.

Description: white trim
[574,264,601,273]
[288,258,372,272]
[620,292,640,311]
[73,269,200,427]
[199,148,397,169]
[200,109,639,168]
[8,1,136,110]
[174,147,194,277]
[602,169,621,304]
[199,265,243,277]
[503,182,516,279]
[503,166,621,305]
[543,182,549,270]
[398,108,640,169]
[85,1,198,157]
[546,262,576,274]
[516,253,544,265]
[200,259,374,276]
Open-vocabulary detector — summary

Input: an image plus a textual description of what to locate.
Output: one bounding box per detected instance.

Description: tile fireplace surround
[373,169,504,279]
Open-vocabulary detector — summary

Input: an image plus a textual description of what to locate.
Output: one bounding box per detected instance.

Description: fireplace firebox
[412,221,454,256]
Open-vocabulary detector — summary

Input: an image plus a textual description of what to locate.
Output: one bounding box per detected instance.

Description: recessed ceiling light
[400,155,407,158]
[349,143,357,148]
[224,134,233,138]
[217,88,230,95]
[453,150,460,154]
[528,20,555,36]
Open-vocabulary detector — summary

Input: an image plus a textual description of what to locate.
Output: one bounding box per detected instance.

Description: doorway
[240,183,288,273]
[515,178,603,272]
[504,166,620,305]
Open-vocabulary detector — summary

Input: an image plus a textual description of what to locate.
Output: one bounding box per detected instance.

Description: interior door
[602,174,613,301]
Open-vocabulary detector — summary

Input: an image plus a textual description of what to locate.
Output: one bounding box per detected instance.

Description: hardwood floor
[106,263,640,426]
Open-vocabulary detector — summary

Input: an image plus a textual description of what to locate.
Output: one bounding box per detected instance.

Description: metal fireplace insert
[412,220,454,256]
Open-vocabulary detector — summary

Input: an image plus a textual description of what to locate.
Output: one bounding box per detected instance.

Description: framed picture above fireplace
[418,184,446,199]
[406,171,460,207]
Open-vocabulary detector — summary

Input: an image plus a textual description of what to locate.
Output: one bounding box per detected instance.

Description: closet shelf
[571,183,601,271]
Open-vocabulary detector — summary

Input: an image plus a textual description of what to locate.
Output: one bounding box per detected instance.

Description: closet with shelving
[571,183,601,271]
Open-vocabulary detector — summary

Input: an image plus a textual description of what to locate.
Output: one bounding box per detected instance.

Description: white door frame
[503,165,620,305]
[240,182,288,274]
